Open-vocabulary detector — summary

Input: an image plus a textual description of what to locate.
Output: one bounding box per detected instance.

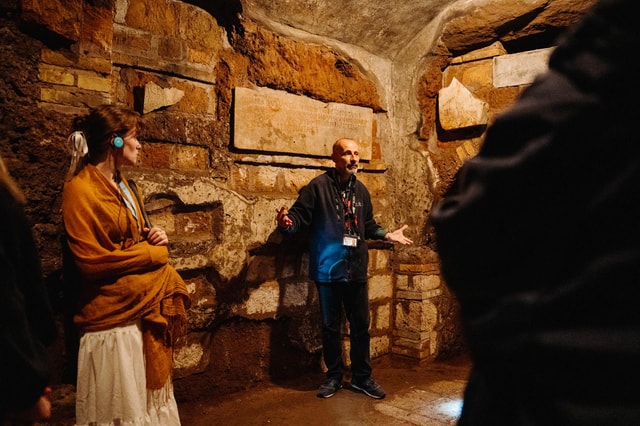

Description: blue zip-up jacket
[280,169,387,283]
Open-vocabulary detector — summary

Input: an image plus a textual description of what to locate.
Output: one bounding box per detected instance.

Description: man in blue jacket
[277,137,412,399]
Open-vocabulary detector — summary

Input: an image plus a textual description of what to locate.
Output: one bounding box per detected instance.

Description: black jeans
[316,281,372,383]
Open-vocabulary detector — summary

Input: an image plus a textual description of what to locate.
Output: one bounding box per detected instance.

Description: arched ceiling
[190,0,597,60]
[241,0,456,59]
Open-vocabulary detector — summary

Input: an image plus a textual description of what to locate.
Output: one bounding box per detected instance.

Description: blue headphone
[112,135,124,149]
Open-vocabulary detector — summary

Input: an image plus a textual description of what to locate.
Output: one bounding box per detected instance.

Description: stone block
[392,329,431,341]
[124,0,178,36]
[254,165,287,193]
[166,79,215,113]
[398,263,440,274]
[142,81,185,113]
[39,87,109,108]
[187,48,215,66]
[391,337,431,359]
[239,280,280,319]
[411,274,441,291]
[173,331,211,377]
[112,48,216,83]
[394,299,438,335]
[375,303,391,331]
[179,2,224,51]
[281,254,298,279]
[158,37,185,62]
[245,255,277,283]
[376,250,389,271]
[450,41,507,64]
[231,164,319,195]
[396,289,442,300]
[443,58,494,93]
[233,153,332,170]
[395,274,409,290]
[77,72,111,92]
[233,86,373,160]
[164,244,220,273]
[282,282,310,309]
[113,28,154,57]
[148,209,176,233]
[77,55,113,75]
[368,274,393,301]
[173,210,215,239]
[371,335,391,358]
[438,77,489,130]
[38,64,74,86]
[357,173,387,196]
[185,274,217,330]
[22,0,82,41]
[79,3,113,57]
[251,199,291,244]
[392,337,430,351]
[40,48,75,67]
[396,274,439,291]
[493,47,553,88]
[139,143,209,171]
[170,254,209,272]
[115,22,225,83]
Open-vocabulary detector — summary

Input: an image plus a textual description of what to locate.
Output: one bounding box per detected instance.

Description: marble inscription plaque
[233,86,373,160]
[493,47,553,88]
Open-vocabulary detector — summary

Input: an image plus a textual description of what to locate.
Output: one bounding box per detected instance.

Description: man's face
[332,139,360,181]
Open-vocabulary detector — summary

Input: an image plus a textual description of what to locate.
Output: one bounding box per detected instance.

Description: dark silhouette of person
[431,0,640,424]
[1,155,57,424]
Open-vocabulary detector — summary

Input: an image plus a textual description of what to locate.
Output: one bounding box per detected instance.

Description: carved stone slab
[233,86,373,160]
[438,77,489,131]
[493,47,554,88]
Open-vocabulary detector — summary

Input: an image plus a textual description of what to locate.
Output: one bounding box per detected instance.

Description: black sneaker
[317,378,343,398]
[351,378,386,399]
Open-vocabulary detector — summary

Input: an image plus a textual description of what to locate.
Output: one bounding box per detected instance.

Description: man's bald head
[331,138,360,184]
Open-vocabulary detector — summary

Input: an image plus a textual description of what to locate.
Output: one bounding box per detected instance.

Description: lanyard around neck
[338,176,358,235]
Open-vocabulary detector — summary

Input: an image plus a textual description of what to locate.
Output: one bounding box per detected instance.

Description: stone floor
[42,354,471,425]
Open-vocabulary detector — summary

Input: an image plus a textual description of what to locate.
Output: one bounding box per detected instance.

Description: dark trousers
[316,281,372,383]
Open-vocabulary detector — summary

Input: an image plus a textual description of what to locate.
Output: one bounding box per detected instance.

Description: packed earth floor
[41,354,471,425]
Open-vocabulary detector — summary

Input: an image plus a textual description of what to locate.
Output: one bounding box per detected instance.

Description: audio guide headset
[112,135,124,149]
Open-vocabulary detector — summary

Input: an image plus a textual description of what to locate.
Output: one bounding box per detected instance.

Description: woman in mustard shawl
[62,104,190,426]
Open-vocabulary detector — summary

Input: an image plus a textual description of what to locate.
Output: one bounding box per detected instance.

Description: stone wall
[0,0,442,388]
[0,0,592,392]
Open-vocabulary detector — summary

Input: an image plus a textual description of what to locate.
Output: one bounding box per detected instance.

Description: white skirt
[75,322,181,426]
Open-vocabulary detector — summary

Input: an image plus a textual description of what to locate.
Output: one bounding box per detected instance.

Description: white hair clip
[66,131,88,179]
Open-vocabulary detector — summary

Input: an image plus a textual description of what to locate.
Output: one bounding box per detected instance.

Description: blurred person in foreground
[62,104,190,425]
[430,0,640,424]
[0,154,56,425]
[277,138,413,399]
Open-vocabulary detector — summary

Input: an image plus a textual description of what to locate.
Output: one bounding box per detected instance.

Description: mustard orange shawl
[62,164,190,389]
